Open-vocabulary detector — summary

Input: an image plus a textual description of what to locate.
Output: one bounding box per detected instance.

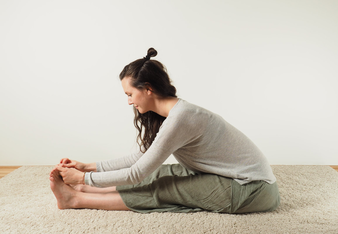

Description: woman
[50,48,280,213]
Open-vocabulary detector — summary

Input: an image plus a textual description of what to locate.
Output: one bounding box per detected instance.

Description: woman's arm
[59,158,97,172]
[84,113,194,187]
[96,151,144,172]
[85,144,173,187]
[83,162,97,172]
[59,151,143,173]
[58,152,144,186]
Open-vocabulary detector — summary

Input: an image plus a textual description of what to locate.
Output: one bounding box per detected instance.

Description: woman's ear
[144,83,153,95]
[146,88,153,96]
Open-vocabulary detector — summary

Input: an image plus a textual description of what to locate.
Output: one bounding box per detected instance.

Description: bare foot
[50,168,78,209]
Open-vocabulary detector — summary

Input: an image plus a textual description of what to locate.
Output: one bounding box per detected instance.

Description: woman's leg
[117,164,233,213]
[71,184,117,193]
[50,168,129,211]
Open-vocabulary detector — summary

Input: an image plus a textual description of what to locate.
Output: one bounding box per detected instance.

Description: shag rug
[0,165,337,234]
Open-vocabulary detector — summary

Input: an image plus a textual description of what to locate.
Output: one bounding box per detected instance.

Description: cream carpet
[0,165,337,234]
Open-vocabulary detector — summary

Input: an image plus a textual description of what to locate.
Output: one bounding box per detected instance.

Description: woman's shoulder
[171,99,215,117]
[169,99,197,117]
[168,99,219,125]
[159,100,209,136]
[160,99,225,137]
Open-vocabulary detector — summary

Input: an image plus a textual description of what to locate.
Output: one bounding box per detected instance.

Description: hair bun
[144,48,157,60]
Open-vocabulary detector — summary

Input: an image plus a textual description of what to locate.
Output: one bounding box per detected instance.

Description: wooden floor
[331,165,338,172]
[1,166,338,179]
[0,166,22,179]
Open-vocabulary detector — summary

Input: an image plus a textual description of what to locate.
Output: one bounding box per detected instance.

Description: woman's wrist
[82,172,86,184]
[83,162,97,172]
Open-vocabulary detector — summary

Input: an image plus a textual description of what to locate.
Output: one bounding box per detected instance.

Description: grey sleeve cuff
[84,163,104,187]
[84,171,94,187]
[85,172,92,186]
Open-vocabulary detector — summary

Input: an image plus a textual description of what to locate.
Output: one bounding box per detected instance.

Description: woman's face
[121,77,152,114]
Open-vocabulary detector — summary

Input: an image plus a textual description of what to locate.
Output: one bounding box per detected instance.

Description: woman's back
[156,99,276,185]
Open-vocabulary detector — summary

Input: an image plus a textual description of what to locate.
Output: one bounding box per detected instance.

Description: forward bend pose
[50,48,280,213]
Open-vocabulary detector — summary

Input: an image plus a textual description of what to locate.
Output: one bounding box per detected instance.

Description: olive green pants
[117,164,280,213]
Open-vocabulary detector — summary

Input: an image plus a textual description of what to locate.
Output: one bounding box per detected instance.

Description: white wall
[1,0,337,165]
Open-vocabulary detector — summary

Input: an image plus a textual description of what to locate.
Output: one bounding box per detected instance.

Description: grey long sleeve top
[85,99,276,187]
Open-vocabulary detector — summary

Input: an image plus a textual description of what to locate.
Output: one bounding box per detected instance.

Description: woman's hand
[57,166,85,185]
[59,158,87,172]
[58,158,97,172]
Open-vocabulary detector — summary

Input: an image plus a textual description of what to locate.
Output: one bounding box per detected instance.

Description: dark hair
[119,48,177,152]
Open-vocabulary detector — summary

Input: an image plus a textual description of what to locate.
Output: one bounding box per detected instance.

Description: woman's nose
[128,97,133,105]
